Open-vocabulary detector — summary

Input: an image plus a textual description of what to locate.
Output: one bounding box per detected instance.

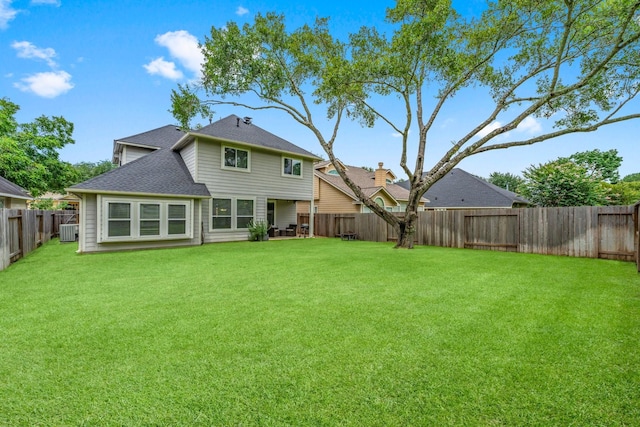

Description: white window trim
[98,196,193,243]
[221,145,251,173]
[209,196,257,232]
[282,156,303,178]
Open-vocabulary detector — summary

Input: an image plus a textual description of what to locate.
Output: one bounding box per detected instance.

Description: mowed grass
[0,238,639,426]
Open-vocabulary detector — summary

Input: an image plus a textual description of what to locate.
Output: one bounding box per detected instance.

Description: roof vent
[243,116,252,125]
[236,118,240,127]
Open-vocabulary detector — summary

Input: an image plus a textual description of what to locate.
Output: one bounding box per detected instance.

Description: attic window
[327,169,339,175]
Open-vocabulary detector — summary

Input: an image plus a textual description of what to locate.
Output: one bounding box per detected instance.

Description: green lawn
[1,239,639,426]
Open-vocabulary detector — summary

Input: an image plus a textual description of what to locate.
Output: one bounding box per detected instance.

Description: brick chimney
[374,162,387,188]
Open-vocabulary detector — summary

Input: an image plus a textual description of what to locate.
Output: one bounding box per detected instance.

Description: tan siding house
[303,161,427,214]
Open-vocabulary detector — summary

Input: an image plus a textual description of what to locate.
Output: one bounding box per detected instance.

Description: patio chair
[285,224,297,236]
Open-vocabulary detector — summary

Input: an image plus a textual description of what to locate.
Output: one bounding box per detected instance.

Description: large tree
[0,98,78,197]
[172,0,640,248]
[519,158,610,206]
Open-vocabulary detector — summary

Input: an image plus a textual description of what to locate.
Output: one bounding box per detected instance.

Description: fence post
[0,209,8,271]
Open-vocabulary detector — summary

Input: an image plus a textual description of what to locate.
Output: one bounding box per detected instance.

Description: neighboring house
[397,168,530,209]
[299,160,427,214]
[29,192,80,211]
[0,176,32,209]
[68,115,321,253]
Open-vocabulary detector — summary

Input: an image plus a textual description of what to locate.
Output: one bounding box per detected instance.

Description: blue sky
[1,0,638,179]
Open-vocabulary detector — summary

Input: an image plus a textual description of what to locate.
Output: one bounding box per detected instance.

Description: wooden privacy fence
[0,209,78,271]
[301,205,638,263]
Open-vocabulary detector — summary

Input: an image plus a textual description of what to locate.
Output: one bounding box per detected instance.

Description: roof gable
[315,162,423,203]
[177,115,320,159]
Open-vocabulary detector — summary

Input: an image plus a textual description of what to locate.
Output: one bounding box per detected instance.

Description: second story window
[283,157,302,177]
[223,146,249,170]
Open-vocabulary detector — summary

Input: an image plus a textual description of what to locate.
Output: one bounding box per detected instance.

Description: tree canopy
[173,0,640,247]
[0,98,78,197]
[72,160,118,183]
[519,157,610,207]
[487,172,524,192]
[518,149,636,206]
[621,172,640,182]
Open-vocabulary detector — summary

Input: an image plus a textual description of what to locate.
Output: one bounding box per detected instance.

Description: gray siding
[78,193,201,253]
[197,137,314,243]
[123,146,155,164]
[180,141,197,180]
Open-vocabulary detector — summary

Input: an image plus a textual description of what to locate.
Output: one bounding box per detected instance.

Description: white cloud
[477,121,502,138]
[31,0,60,6]
[14,70,74,98]
[11,40,57,67]
[152,30,203,78]
[236,6,249,16]
[392,130,410,138]
[477,117,542,140]
[516,116,542,134]
[0,0,18,29]
[143,57,184,80]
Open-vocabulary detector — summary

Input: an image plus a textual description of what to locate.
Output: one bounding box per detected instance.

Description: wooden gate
[464,212,519,252]
[597,211,635,261]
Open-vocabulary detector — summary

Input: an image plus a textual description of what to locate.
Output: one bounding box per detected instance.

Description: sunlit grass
[1,239,638,425]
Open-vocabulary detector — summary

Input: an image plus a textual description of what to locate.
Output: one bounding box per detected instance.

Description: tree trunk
[394,212,417,249]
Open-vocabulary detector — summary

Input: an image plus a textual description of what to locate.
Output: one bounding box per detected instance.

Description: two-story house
[68,115,320,253]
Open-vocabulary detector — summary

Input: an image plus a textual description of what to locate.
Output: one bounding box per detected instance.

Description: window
[212,198,232,229]
[283,157,302,177]
[210,197,255,231]
[168,204,187,235]
[223,146,249,170]
[0,198,5,209]
[140,203,160,236]
[236,199,254,229]
[108,202,131,237]
[99,197,192,242]
[327,169,339,175]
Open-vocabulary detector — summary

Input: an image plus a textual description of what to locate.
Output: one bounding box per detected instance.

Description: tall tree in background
[487,172,524,192]
[621,172,640,182]
[173,0,640,248]
[520,158,610,206]
[567,149,622,184]
[0,98,78,197]
[73,160,118,183]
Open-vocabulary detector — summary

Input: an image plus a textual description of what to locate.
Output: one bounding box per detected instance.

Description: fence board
[302,205,637,264]
[1,209,78,271]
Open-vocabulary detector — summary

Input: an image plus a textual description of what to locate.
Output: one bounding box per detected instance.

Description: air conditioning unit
[60,224,78,242]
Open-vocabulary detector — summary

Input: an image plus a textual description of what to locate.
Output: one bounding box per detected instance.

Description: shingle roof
[316,163,418,203]
[68,148,210,198]
[73,115,318,198]
[0,176,32,200]
[180,115,320,159]
[398,168,529,208]
[116,125,186,149]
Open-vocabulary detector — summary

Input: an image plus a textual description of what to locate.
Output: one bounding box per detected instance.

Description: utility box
[60,224,78,242]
